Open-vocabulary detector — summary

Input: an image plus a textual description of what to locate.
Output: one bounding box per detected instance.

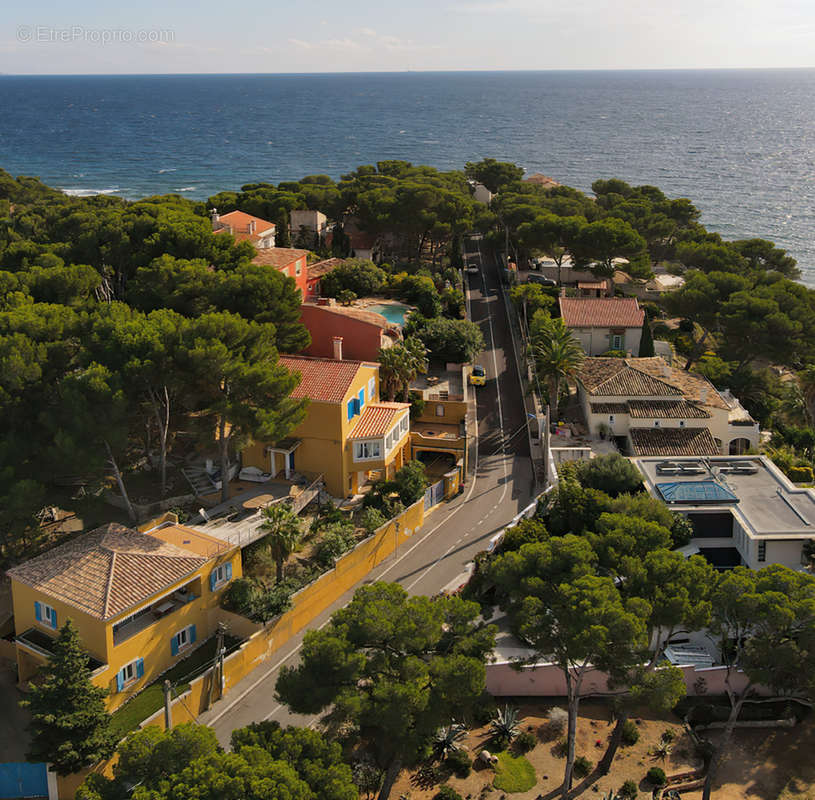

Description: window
[368,377,376,401]
[654,420,660,428]
[435,404,445,417]
[400,415,408,435]
[611,334,623,350]
[171,624,196,656]
[354,441,382,460]
[295,259,303,276]
[757,541,766,562]
[34,601,57,630]
[116,658,144,691]
[385,432,393,451]
[358,388,365,413]
[679,420,685,428]
[609,415,615,424]
[209,562,233,591]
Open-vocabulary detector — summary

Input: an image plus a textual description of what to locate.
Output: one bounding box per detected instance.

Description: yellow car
[469,365,486,386]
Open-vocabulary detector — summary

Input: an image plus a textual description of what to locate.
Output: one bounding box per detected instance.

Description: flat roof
[635,456,815,538]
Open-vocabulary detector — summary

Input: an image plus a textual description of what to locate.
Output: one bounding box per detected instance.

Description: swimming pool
[367,303,413,327]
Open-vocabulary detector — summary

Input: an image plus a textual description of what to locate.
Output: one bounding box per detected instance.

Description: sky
[1,0,814,74]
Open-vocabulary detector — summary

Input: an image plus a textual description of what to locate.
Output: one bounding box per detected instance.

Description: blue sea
[1,70,814,283]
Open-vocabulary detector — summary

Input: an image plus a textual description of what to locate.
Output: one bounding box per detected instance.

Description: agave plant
[650,740,673,761]
[433,722,468,759]
[489,705,520,743]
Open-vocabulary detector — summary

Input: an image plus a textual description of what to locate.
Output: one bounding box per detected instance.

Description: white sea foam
[158,168,177,173]
[61,187,122,197]
[175,186,197,192]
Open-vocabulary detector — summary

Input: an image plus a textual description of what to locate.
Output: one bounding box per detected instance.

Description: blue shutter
[116,670,124,692]
[225,563,233,581]
[209,571,217,592]
[347,399,354,421]
[34,601,42,622]
[358,388,365,412]
[136,658,144,679]
[171,635,179,657]
[189,624,197,645]
[51,609,57,630]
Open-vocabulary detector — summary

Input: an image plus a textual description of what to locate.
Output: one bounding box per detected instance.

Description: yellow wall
[57,498,430,800]
[13,547,242,711]
[244,362,382,498]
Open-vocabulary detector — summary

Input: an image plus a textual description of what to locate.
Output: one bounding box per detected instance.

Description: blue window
[209,562,233,592]
[34,601,57,630]
[358,388,365,412]
[171,624,196,656]
[116,658,144,692]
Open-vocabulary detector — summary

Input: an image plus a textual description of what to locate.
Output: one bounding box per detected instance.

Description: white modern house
[635,455,815,571]
[576,357,760,457]
[559,297,645,356]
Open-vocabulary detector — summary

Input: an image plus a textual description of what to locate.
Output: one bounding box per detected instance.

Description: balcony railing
[112,585,197,646]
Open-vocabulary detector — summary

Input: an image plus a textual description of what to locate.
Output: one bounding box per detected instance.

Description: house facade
[300,302,398,362]
[577,357,760,457]
[306,258,343,300]
[251,247,310,298]
[7,521,240,711]
[211,209,276,249]
[290,209,328,247]
[559,296,645,356]
[241,355,411,497]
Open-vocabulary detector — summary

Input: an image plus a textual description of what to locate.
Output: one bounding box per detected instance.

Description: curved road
[199,237,534,743]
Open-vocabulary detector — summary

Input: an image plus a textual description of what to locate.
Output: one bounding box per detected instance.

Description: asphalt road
[199,238,535,744]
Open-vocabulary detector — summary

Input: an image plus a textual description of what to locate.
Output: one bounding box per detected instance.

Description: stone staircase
[181,466,216,496]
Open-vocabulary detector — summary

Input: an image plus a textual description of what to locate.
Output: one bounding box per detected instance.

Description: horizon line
[2,66,815,77]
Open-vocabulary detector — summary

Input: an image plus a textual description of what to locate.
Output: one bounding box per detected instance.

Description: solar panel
[656,480,738,504]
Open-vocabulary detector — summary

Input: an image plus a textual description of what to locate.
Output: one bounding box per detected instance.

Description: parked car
[527,273,556,287]
[466,264,480,274]
[469,365,486,386]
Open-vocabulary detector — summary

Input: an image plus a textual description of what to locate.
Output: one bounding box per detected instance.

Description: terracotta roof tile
[559,297,645,329]
[629,427,720,457]
[350,403,410,439]
[628,400,711,419]
[213,211,276,243]
[590,402,629,414]
[6,523,211,620]
[279,355,368,404]
[632,358,728,410]
[301,303,390,328]
[579,358,682,397]
[252,248,311,269]
[307,258,344,280]
[523,173,561,188]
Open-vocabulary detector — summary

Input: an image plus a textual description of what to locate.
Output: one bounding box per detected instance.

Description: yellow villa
[7,519,240,711]
[242,355,411,497]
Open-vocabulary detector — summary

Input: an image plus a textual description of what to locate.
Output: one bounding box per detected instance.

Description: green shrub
[575,452,643,496]
[646,766,666,787]
[359,506,387,535]
[434,786,463,800]
[573,755,592,778]
[618,779,638,799]
[552,738,568,758]
[788,465,814,483]
[621,719,640,746]
[221,577,256,615]
[471,691,497,726]
[514,730,536,754]
[314,524,355,567]
[444,748,471,778]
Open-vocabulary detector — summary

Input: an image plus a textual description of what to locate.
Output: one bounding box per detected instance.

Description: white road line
[208,256,486,730]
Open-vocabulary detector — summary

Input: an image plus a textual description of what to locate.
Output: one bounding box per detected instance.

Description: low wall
[486,661,767,699]
[105,492,197,522]
[56,499,430,799]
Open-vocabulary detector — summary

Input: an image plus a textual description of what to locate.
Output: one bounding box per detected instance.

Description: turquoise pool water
[367,303,412,326]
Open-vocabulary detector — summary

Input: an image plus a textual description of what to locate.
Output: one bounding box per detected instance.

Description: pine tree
[639,318,655,357]
[25,620,117,775]
[276,212,291,247]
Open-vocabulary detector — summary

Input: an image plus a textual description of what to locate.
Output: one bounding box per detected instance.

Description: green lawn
[110,634,241,738]
[493,751,536,793]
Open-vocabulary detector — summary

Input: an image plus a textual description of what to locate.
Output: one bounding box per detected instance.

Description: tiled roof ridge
[281,354,364,366]
[623,359,687,393]
[103,549,118,619]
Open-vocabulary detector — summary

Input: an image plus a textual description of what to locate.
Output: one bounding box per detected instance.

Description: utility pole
[163,680,172,730]
[208,623,226,709]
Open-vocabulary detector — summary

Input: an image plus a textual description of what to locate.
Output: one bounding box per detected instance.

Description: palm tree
[258,503,302,583]
[377,337,428,402]
[531,317,585,418]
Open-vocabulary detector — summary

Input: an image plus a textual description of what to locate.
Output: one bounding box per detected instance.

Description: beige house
[559,297,645,356]
[577,357,760,457]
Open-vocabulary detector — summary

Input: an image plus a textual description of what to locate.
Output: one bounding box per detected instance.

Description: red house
[252,248,311,298]
[300,302,399,362]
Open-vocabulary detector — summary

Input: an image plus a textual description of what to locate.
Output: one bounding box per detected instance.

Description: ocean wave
[158,168,177,173]
[61,187,123,197]
[175,186,197,192]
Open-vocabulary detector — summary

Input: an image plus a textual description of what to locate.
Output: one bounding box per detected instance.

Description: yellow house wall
[243,362,381,498]
[56,498,428,800]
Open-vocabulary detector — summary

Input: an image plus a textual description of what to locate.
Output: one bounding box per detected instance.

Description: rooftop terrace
[635,455,815,538]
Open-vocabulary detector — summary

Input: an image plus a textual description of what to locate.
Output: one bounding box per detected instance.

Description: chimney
[210,207,220,229]
[333,336,343,361]
[247,219,256,235]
